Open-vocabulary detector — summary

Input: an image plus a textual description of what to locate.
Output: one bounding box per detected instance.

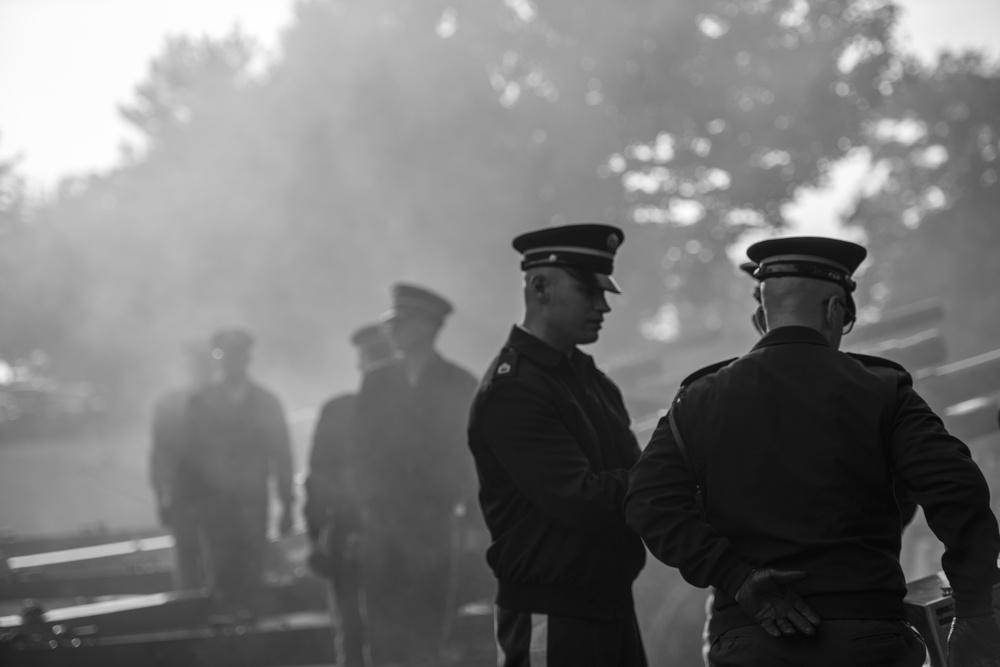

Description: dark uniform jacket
[150,387,196,510]
[179,380,294,507]
[626,326,1000,637]
[353,352,479,546]
[468,326,646,620]
[304,393,359,541]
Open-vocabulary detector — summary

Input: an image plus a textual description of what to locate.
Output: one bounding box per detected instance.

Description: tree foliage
[0,142,39,361]
[489,0,897,340]
[4,0,992,413]
[847,52,1000,358]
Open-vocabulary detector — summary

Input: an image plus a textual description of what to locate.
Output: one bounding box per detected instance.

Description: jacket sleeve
[304,399,347,538]
[265,393,295,507]
[307,400,352,495]
[624,405,754,599]
[453,367,484,506]
[885,373,1000,617]
[477,377,631,532]
[149,396,176,503]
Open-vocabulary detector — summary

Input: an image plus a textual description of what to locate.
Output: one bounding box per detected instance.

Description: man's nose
[596,292,611,313]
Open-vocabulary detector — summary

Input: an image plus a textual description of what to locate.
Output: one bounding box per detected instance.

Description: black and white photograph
[1,1,999,665]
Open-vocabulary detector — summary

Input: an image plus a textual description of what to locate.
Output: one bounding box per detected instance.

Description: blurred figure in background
[179,328,295,616]
[304,323,396,667]
[353,283,480,665]
[467,224,647,667]
[149,339,215,591]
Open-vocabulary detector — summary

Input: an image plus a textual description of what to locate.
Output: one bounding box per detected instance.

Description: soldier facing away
[304,323,395,667]
[625,237,1000,666]
[351,284,480,665]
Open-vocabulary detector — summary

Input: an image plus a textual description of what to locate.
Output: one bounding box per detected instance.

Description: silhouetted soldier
[467,224,648,667]
[149,339,214,591]
[305,323,395,667]
[180,328,295,615]
[626,237,1000,666]
[353,284,479,665]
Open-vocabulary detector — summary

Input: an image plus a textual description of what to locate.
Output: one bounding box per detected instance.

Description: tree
[7,0,921,410]
[528,0,897,344]
[0,141,28,360]
[847,52,1000,359]
[260,0,902,359]
[15,31,273,408]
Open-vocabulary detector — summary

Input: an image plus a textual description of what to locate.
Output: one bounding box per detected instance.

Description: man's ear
[826,296,844,331]
[527,272,549,300]
[752,305,767,335]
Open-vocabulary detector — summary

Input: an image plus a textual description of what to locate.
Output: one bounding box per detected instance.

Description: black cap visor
[561,266,621,294]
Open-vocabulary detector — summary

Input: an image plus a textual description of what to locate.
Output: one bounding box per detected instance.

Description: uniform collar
[506,325,567,367]
[751,325,832,351]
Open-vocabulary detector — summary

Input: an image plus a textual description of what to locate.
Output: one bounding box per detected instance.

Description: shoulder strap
[678,357,738,390]
[668,399,703,494]
[668,359,736,495]
[845,351,907,373]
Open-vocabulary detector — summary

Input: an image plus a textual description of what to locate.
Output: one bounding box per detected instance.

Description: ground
[3,418,996,665]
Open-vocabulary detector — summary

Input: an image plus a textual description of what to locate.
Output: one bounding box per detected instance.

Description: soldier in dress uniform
[467,224,648,667]
[625,236,1000,666]
[179,328,295,615]
[304,323,396,667]
[149,339,215,591]
[352,285,480,665]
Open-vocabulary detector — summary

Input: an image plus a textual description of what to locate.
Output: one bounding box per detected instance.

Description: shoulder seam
[846,352,907,373]
[679,357,739,390]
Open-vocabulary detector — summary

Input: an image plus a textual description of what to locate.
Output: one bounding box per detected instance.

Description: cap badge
[607,234,620,252]
[547,253,558,262]
[497,362,512,375]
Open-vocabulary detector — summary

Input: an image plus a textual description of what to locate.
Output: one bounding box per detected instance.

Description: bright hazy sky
[0,0,296,190]
[1,0,999,230]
